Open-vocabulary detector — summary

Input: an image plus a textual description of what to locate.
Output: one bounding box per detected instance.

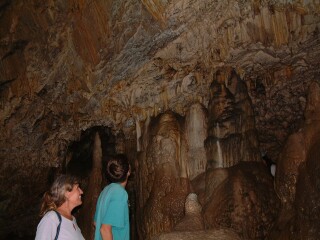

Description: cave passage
[63,126,137,240]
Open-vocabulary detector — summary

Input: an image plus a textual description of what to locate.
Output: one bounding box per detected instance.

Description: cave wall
[0,0,320,239]
[270,82,320,240]
[136,68,279,240]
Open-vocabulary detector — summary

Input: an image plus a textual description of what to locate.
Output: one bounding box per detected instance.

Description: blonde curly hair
[40,175,78,216]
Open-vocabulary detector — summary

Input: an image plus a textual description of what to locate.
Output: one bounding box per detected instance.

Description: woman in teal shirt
[94,154,130,240]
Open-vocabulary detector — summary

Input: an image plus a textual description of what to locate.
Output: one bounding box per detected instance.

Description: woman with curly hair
[35,174,85,240]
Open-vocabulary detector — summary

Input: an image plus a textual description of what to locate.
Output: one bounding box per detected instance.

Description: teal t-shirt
[94,183,129,240]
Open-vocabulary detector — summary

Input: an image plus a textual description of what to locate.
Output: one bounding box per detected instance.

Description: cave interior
[0,0,320,240]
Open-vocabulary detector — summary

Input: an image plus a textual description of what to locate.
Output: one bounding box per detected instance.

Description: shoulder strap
[53,210,62,240]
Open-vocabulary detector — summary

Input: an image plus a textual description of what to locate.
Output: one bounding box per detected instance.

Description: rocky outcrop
[275,82,320,209]
[271,82,320,239]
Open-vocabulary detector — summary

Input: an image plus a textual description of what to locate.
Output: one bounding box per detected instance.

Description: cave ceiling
[0,0,320,236]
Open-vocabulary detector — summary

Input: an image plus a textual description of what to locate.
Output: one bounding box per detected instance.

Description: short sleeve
[35,211,59,240]
[101,200,128,228]
[94,208,98,222]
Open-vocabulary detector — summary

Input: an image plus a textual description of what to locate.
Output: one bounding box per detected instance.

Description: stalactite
[205,68,260,169]
[216,123,223,168]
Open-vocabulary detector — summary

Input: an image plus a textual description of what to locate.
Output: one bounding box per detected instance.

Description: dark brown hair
[40,175,78,216]
[106,154,130,183]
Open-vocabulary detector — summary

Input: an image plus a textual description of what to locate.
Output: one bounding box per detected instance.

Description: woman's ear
[64,191,71,200]
[127,165,131,177]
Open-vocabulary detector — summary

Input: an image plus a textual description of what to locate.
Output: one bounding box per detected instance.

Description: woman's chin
[76,199,82,206]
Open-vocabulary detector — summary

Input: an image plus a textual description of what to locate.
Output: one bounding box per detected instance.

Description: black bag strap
[53,210,62,240]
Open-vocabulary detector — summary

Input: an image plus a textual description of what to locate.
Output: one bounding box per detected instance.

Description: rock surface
[152,229,241,240]
[174,193,204,231]
[270,82,320,240]
[1,0,320,239]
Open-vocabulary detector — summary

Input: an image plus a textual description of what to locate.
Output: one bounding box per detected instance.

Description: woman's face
[66,184,83,208]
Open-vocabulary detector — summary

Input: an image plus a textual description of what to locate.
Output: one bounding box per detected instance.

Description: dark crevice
[1,40,29,60]
[0,78,17,91]
[0,0,11,18]
[65,126,116,179]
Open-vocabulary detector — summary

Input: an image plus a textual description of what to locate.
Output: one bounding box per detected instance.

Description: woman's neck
[120,180,127,188]
[57,204,73,220]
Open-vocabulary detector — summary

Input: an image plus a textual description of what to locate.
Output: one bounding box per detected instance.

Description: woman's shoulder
[108,183,128,198]
[42,210,61,222]
[109,183,126,191]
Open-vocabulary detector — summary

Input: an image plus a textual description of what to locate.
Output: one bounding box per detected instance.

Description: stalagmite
[185,103,207,179]
[174,193,204,231]
[77,132,102,239]
[137,111,190,240]
[1,1,320,239]
[136,118,142,152]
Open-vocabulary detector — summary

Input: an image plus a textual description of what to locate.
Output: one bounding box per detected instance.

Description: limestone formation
[275,82,320,208]
[77,132,103,240]
[185,103,207,179]
[201,162,279,239]
[271,82,320,239]
[0,0,320,239]
[136,111,190,240]
[174,193,204,232]
[205,68,261,169]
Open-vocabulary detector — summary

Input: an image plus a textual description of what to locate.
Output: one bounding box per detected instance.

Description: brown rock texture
[174,193,204,232]
[136,111,190,240]
[275,82,320,208]
[198,162,280,239]
[205,68,261,169]
[76,132,103,240]
[270,82,320,239]
[185,103,207,179]
[152,228,241,240]
[0,0,320,239]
